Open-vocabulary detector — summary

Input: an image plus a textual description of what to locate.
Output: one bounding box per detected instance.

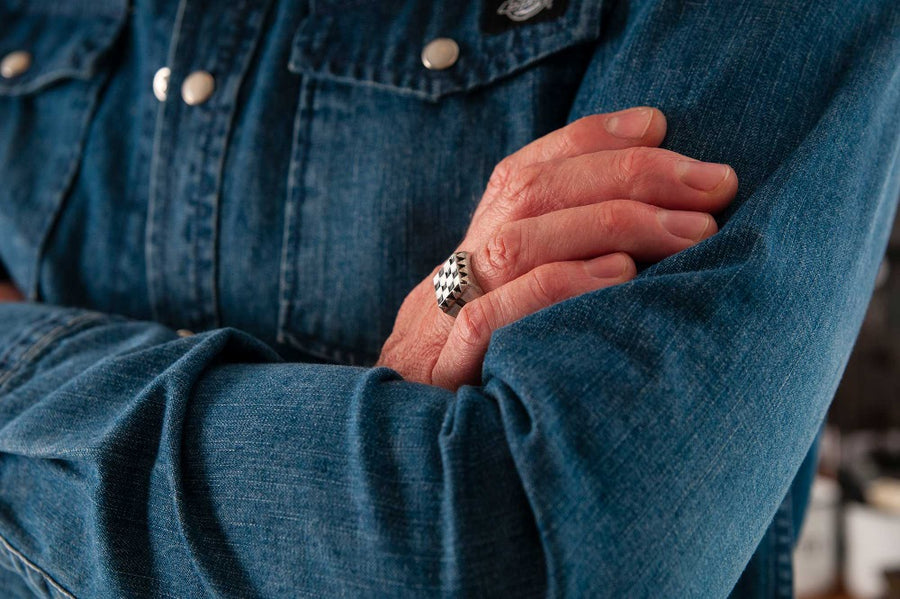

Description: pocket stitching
[286,1,601,101]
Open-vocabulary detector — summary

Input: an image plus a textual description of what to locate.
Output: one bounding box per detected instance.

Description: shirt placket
[146,0,272,333]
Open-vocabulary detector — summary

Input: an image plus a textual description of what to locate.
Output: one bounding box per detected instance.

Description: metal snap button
[152,66,171,102]
[421,38,459,71]
[176,329,195,337]
[181,70,215,105]
[0,50,32,79]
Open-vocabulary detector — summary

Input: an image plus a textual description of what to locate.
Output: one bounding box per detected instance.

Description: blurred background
[794,212,900,599]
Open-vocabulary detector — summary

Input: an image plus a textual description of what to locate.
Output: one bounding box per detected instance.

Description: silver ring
[434,251,484,317]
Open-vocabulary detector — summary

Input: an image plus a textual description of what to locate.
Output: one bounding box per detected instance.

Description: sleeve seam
[0,530,77,599]
[0,310,111,393]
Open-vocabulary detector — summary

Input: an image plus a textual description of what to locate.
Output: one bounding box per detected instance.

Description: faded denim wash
[0,0,899,597]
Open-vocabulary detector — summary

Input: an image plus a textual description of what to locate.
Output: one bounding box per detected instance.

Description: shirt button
[0,50,32,79]
[176,329,195,338]
[421,38,459,71]
[181,70,215,105]
[152,66,171,102]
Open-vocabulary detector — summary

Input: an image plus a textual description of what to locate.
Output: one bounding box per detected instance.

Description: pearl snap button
[181,70,215,105]
[421,38,459,71]
[0,50,32,79]
[152,66,171,102]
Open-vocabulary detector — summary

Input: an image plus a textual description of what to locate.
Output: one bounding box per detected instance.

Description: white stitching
[0,531,77,599]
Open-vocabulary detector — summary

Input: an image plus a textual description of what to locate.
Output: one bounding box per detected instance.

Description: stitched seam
[0,313,107,393]
[277,79,317,347]
[775,497,794,598]
[29,10,129,300]
[0,312,59,372]
[195,0,275,331]
[286,3,601,101]
[0,531,77,599]
[145,0,190,324]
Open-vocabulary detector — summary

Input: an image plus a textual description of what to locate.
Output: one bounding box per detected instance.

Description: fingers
[473,108,667,228]
[480,146,737,228]
[431,254,637,390]
[469,200,717,292]
[383,109,739,391]
[500,107,667,169]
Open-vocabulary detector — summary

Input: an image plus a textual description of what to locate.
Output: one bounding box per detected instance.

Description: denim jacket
[0,0,898,597]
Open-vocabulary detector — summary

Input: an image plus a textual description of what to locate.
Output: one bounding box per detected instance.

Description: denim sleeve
[1,4,900,599]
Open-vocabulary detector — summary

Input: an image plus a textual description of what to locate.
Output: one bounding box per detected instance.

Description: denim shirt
[0,0,898,597]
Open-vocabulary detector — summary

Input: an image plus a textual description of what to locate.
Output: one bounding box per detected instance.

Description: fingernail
[677,161,731,191]
[659,210,713,241]
[604,107,654,139]
[585,254,627,278]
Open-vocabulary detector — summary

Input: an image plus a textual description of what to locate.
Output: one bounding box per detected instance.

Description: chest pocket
[278,0,602,365]
[0,2,127,298]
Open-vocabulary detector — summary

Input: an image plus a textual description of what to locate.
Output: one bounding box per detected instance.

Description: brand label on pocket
[481,0,569,34]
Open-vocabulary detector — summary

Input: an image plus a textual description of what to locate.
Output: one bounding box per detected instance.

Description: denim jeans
[0,0,898,597]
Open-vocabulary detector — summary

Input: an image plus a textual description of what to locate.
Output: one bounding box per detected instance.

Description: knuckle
[549,125,578,157]
[480,222,521,283]
[485,158,515,198]
[513,163,545,199]
[594,199,633,234]
[454,300,491,349]
[596,199,655,234]
[486,160,544,220]
[615,146,654,185]
[528,266,565,305]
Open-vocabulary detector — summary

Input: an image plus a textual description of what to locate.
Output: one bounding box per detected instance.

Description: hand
[377,107,738,390]
[0,281,24,302]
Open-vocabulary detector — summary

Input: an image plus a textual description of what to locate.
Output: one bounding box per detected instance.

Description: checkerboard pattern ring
[434,251,481,317]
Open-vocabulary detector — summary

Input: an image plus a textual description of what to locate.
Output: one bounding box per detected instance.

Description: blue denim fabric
[0,0,898,597]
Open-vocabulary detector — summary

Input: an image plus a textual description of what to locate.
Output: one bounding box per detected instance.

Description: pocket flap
[0,2,128,96]
[287,0,602,101]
